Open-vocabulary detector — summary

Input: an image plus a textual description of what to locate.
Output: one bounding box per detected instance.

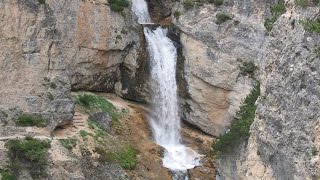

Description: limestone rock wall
[215,0,320,179]
[0,0,149,128]
[173,0,268,136]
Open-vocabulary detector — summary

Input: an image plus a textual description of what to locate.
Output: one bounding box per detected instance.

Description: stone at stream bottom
[189,166,216,180]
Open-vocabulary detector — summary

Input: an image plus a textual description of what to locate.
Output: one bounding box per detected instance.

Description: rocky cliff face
[214,0,320,179]
[172,0,267,136]
[0,0,150,130]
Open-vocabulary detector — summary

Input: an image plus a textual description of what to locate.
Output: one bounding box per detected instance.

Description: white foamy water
[131,0,151,23]
[131,0,202,174]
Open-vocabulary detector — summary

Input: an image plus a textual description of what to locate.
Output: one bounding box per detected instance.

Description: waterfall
[131,0,202,175]
[131,0,151,24]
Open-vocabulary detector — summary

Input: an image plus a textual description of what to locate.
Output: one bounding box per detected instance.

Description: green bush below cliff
[212,83,260,157]
[0,170,15,180]
[5,137,51,179]
[96,144,138,170]
[302,19,320,33]
[208,0,223,6]
[15,114,47,127]
[76,93,122,122]
[216,13,232,24]
[240,61,258,77]
[59,138,77,150]
[108,0,129,12]
[264,0,286,32]
[295,0,319,6]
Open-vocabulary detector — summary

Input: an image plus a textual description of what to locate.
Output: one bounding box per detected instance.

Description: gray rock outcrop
[215,0,320,179]
[173,1,267,136]
[88,112,112,132]
[0,0,150,129]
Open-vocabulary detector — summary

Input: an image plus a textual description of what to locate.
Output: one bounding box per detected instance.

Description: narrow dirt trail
[52,112,88,139]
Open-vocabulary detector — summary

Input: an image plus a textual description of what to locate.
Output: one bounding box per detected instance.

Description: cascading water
[131,0,202,177]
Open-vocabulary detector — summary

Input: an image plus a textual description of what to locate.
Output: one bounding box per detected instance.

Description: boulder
[88,112,112,132]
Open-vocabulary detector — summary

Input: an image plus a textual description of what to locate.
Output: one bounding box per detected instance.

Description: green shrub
[212,83,260,157]
[183,0,206,9]
[184,0,195,9]
[234,20,240,25]
[76,93,121,122]
[0,170,15,180]
[15,114,47,127]
[216,13,232,24]
[295,0,309,6]
[116,35,122,40]
[108,0,129,12]
[97,144,138,169]
[80,130,89,137]
[38,0,45,4]
[315,46,320,57]
[174,11,182,18]
[295,0,319,6]
[240,62,258,77]
[43,77,50,82]
[48,93,54,101]
[50,82,57,89]
[208,0,223,6]
[264,16,278,32]
[302,19,320,33]
[76,94,95,108]
[270,1,286,16]
[59,138,77,150]
[5,137,51,179]
[264,0,286,32]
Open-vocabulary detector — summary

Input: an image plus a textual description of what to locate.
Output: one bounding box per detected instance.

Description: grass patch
[184,0,196,9]
[302,19,320,33]
[264,0,286,32]
[183,0,206,9]
[95,128,108,138]
[240,62,258,77]
[80,130,89,138]
[295,0,319,6]
[59,138,77,150]
[270,1,286,16]
[75,93,122,122]
[96,144,138,170]
[208,0,223,6]
[212,83,260,157]
[264,16,278,32]
[216,13,232,24]
[0,170,15,180]
[87,120,108,138]
[5,137,51,179]
[15,114,47,127]
[88,119,96,129]
[108,0,129,12]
